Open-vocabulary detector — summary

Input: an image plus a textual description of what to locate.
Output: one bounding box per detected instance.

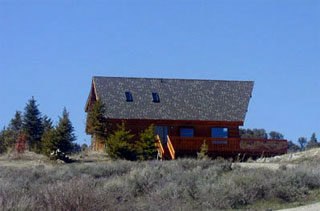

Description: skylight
[152,92,160,103]
[125,92,133,102]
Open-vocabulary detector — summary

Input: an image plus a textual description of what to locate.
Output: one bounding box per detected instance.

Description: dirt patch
[279,202,320,211]
[232,162,294,170]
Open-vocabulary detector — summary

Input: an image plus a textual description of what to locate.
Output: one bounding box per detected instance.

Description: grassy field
[1,151,320,211]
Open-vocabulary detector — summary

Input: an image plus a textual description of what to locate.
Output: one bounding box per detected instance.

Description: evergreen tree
[298,137,307,150]
[42,115,54,131]
[106,122,136,160]
[0,128,8,154]
[287,140,300,153]
[55,108,76,154]
[136,125,158,160]
[3,111,24,151]
[269,131,284,140]
[41,127,57,156]
[86,100,108,138]
[9,111,23,133]
[1,127,16,152]
[81,144,88,151]
[240,128,268,139]
[22,97,44,152]
[41,115,56,155]
[306,133,319,149]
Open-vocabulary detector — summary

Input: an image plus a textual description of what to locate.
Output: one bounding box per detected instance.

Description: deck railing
[239,138,288,152]
[167,135,176,159]
[155,135,164,159]
[169,137,240,152]
[168,136,287,156]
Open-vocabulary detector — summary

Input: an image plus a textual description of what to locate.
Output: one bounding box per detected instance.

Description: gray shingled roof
[90,76,254,122]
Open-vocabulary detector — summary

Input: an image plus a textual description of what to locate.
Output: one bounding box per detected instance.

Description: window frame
[125,91,133,102]
[152,92,160,103]
[211,127,229,138]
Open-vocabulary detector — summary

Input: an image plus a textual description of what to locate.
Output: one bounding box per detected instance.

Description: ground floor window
[211,127,228,138]
[180,128,194,137]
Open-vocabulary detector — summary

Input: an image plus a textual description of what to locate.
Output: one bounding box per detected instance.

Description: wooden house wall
[91,119,242,150]
[106,119,241,143]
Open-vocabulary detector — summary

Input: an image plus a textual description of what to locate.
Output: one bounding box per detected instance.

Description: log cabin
[85,76,287,159]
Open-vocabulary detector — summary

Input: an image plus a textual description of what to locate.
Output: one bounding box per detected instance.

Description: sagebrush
[1,159,320,210]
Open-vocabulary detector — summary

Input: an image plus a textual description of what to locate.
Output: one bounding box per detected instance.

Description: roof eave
[84,78,99,112]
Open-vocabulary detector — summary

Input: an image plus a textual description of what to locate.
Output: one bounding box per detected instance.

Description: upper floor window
[152,92,160,103]
[211,127,228,138]
[180,128,194,137]
[125,91,133,102]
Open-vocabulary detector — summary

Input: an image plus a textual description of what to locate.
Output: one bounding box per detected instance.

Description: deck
[156,135,288,160]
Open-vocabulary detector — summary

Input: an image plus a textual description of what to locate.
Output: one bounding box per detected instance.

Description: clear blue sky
[1,0,319,145]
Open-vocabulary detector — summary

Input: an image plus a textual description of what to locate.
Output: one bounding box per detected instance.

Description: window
[211,128,228,138]
[152,92,160,103]
[180,128,194,137]
[125,92,133,102]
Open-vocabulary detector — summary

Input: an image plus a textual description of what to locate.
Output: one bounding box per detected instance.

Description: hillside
[1,149,320,210]
[256,148,320,164]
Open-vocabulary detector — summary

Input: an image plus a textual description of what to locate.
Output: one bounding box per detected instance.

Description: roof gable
[87,76,254,122]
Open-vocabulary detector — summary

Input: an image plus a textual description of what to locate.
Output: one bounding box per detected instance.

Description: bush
[105,123,136,160]
[1,159,320,210]
[14,133,27,154]
[135,125,158,161]
[197,140,208,159]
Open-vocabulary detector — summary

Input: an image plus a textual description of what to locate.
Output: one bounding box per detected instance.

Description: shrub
[105,123,136,160]
[198,140,208,159]
[135,125,158,161]
[1,159,320,210]
[15,133,27,154]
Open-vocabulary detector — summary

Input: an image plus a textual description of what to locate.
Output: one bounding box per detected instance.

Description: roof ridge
[92,76,254,83]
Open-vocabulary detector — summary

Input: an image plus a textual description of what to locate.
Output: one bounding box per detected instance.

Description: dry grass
[69,149,110,162]
[257,147,320,164]
[0,151,52,168]
[1,155,320,210]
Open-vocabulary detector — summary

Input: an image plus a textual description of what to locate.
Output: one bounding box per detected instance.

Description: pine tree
[22,97,44,152]
[86,99,108,138]
[298,137,307,150]
[306,133,318,150]
[9,111,23,133]
[0,128,8,154]
[1,127,16,151]
[41,115,56,155]
[55,107,76,154]
[41,127,57,156]
[287,140,300,153]
[269,131,284,140]
[42,115,54,131]
[106,122,136,160]
[136,125,158,160]
[4,111,24,151]
[81,144,88,151]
